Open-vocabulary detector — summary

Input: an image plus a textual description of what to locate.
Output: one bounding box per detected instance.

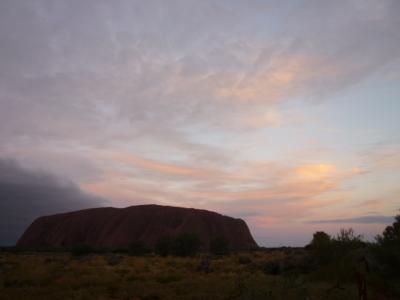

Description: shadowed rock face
[17,205,258,251]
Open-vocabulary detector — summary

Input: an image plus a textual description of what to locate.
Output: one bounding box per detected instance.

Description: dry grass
[0,251,363,300]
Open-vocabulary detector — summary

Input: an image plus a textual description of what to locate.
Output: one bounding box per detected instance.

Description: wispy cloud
[305,215,394,224]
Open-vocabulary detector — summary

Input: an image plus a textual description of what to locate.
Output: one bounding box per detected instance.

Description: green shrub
[376,214,400,248]
[155,233,200,257]
[374,213,400,279]
[155,236,174,257]
[333,228,365,252]
[308,231,333,264]
[263,261,281,275]
[210,237,230,255]
[308,228,366,265]
[173,233,200,257]
[71,244,94,256]
[237,255,252,265]
[128,241,150,256]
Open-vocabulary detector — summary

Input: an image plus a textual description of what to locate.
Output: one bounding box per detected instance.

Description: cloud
[0,0,399,142]
[0,158,104,246]
[292,164,337,181]
[1,0,399,163]
[305,215,394,224]
[363,142,400,171]
[0,0,399,246]
[79,153,355,226]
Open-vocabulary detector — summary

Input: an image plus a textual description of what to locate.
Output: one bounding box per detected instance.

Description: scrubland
[1,215,399,299]
[0,248,392,300]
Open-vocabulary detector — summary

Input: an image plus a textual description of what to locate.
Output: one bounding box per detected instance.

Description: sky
[0,0,399,246]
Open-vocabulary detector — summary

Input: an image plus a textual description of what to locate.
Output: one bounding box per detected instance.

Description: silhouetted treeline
[6,233,231,258]
[155,234,230,256]
[306,211,400,297]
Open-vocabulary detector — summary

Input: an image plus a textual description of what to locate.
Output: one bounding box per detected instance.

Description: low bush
[372,213,400,296]
[128,241,150,256]
[308,228,366,266]
[374,214,400,275]
[173,233,200,257]
[263,261,281,276]
[308,231,332,264]
[70,244,94,257]
[155,236,174,257]
[155,233,200,257]
[209,237,230,255]
[237,255,252,265]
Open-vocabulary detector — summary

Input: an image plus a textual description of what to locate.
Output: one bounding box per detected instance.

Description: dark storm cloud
[0,158,104,246]
[305,215,394,225]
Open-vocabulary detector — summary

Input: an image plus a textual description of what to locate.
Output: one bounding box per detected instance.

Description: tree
[335,228,363,244]
[128,241,150,256]
[310,231,331,248]
[376,214,400,247]
[333,228,365,252]
[308,231,332,264]
[308,229,367,285]
[210,236,230,255]
[71,244,94,257]
[155,236,174,257]
[374,213,400,278]
[173,233,200,257]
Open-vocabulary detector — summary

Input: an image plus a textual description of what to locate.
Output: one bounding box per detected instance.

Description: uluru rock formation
[17,204,258,251]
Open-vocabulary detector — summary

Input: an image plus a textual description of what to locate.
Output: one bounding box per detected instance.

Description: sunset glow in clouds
[1,0,400,246]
